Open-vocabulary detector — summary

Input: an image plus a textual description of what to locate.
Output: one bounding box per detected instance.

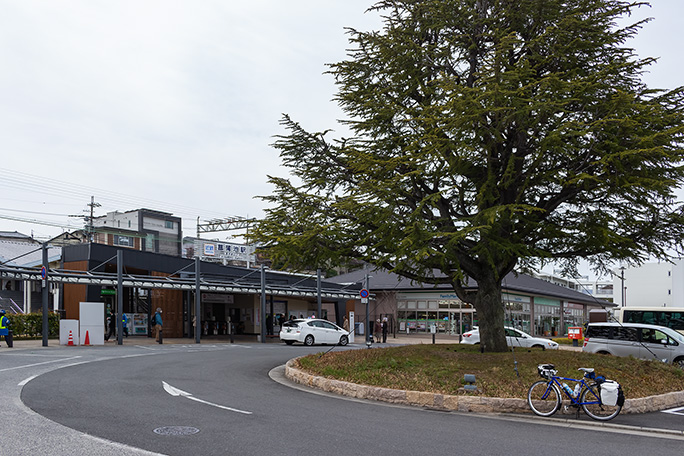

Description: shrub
[5,312,60,339]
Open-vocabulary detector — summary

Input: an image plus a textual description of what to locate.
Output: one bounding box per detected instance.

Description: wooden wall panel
[151,271,183,338]
[62,261,89,319]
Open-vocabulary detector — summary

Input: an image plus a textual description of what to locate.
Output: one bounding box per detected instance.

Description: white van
[583,322,684,369]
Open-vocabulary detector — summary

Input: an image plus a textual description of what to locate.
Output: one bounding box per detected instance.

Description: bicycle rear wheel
[580,384,621,421]
[527,381,561,417]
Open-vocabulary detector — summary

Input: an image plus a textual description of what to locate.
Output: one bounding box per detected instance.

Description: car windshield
[665,328,684,344]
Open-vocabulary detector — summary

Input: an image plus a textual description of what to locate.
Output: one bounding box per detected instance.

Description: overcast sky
[1,1,682,252]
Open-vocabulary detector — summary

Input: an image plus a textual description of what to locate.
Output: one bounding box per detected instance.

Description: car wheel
[338,335,348,346]
[304,335,315,346]
[532,344,545,351]
[284,340,294,345]
[674,357,684,369]
[597,351,611,355]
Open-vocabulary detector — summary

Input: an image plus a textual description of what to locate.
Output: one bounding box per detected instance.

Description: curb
[284,358,684,414]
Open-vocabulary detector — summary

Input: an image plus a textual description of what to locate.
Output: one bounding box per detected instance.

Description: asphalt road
[3,341,684,456]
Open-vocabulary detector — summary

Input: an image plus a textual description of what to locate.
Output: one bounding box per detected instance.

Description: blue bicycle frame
[546,375,601,406]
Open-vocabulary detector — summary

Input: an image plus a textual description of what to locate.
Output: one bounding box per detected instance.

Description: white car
[279,318,350,346]
[460,326,559,350]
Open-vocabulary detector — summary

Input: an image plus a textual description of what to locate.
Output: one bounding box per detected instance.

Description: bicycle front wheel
[580,384,622,421]
[527,381,561,417]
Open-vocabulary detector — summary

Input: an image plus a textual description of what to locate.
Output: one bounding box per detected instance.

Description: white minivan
[583,322,684,369]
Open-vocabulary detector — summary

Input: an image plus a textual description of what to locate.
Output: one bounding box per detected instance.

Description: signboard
[201,293,234,304]
[197,240,255,262]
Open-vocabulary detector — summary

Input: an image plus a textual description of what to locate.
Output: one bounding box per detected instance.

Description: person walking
[152,308,163,344]
[343,316,350,333]
[374,318,382,343]
[104,310,116,341]
[0,309,12,347]
[382,317,389,343]
[122,313,129,338]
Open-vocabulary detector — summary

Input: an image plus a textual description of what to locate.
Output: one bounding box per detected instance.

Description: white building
[613,260,684,308]
[534,271,614,303]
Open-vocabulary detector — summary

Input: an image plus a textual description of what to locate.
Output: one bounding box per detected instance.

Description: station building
[60,243,359,338]
[329,266,613,339]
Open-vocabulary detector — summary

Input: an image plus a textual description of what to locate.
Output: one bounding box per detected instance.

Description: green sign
[100,289,116,296]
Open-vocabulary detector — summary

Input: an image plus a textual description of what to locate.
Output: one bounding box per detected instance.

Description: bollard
[6,330,13,348]
[158,329,163,344]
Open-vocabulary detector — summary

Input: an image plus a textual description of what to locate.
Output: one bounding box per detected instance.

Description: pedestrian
[152,307,163,343]
[0,309,11,347]
[343,316,350,333]
[382,317,388,343]
[104,310,116,341]
[122,313,129,338]
[266,314,273,335]
[374,319,382,343]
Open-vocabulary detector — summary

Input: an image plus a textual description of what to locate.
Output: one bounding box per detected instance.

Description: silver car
[583,322,684,368]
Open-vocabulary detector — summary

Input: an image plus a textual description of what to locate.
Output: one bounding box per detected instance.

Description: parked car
[279,318,350,346]
[460,326,559,350]
[583,322,684,368]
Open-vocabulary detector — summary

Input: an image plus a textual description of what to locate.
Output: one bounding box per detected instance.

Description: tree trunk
[472,273,508,352]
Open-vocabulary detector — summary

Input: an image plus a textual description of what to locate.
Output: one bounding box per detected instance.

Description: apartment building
[91,209,182,256]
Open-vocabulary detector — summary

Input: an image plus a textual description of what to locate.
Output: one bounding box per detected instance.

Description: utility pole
[41,243,49,347]
[86,196,100,241]
[69,196,101,241]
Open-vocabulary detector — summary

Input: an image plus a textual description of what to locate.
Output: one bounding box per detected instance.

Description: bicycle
[527,364,624,421]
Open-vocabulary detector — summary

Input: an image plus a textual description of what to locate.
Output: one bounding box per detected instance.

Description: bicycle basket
[537,364,557,379]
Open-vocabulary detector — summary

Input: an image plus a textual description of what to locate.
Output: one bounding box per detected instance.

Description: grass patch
[296,344,684,399]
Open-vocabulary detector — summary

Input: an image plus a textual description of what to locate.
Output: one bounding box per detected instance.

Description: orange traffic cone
[84,330,91,346]
[67,330,74,346]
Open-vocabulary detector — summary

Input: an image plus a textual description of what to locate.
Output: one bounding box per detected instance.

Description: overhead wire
[0,167,252,239]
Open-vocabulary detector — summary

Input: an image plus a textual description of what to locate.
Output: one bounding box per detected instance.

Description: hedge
[4,312,60,339]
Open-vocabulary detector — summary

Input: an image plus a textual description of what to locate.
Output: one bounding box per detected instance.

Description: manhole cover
[153,426,200,436]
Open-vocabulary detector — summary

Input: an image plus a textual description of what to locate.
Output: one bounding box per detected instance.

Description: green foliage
[298,344,684,399]
[252,0,684,352]
[6,312,60,339]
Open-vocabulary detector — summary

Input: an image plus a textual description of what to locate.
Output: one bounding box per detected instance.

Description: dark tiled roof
[328,266,613,307]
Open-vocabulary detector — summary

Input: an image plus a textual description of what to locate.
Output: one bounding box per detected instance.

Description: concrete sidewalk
[5,332,581,350]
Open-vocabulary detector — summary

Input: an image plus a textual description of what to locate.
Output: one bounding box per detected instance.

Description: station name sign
[197,240,256,262]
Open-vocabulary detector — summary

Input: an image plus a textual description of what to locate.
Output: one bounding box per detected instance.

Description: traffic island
[284,358,684,414]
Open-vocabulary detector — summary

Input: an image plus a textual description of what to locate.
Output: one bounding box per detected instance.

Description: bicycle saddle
[578,367,594,374]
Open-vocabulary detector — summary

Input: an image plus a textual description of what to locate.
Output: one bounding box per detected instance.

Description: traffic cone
[67,330,74,346]
[84,330,91,346]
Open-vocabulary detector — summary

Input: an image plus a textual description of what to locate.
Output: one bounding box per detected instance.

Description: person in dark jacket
[104,311,116,341]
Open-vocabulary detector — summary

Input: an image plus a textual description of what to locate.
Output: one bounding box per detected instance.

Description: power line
[0,167,239,221]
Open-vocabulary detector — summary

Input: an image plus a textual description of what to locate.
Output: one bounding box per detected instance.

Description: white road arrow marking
[661,406,684,416]
[162,381,252,415]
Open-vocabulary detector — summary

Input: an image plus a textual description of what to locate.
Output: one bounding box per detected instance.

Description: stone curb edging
[285,358,684,414]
